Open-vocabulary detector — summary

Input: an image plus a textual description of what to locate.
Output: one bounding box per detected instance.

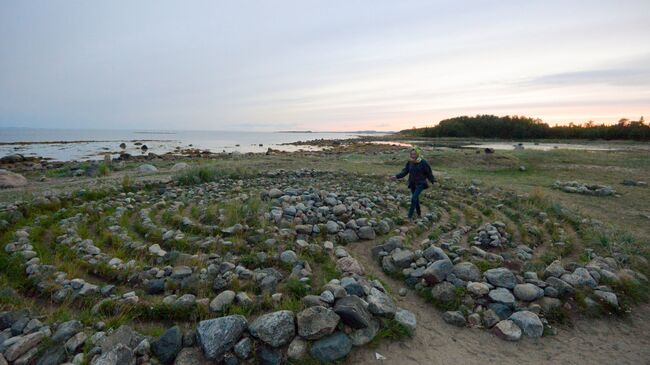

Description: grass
[368,318,413,348]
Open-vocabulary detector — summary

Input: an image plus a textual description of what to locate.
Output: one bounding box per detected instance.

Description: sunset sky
[1,1,649,131]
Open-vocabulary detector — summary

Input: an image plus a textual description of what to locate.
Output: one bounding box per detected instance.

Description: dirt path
[345,237,650,365]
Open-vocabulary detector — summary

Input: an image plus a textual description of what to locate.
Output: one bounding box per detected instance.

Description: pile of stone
[375,236,647,341]
[472,222,509,248]
[552,181,615,196]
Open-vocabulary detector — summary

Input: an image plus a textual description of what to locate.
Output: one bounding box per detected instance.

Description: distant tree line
[400,115,649,140]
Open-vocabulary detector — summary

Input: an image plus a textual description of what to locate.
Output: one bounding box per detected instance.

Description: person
[389,147,435,219]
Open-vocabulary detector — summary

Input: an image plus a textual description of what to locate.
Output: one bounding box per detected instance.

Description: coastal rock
[249,310,295,347]
[0,169,27,189]
[196,316,247,360]
[297,306,340,340]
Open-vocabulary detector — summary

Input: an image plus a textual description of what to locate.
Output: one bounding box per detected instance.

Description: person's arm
[395,162,409,179]
[424,161,435,184]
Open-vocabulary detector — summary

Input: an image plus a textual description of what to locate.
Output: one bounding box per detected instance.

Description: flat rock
[334,295,373,329]
[297,306,340,340]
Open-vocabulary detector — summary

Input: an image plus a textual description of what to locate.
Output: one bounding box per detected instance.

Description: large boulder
[485,268,517,289]
[151,326,182,364]
[423,260,453,285]
[196,315,247,360]
[297,306,340,340]
[366,287,397,317]
[509,311,543,338]
[249,310,295,347]
[309,332,352,363]
[513,284,544,301]
[0,169,27,189]
[333,295,372,329]
[452,262,482,282]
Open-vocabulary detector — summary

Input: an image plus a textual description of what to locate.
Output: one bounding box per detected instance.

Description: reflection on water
[0,129,386,161]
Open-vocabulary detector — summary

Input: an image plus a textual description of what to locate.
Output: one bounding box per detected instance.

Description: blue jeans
[408,185,425,218]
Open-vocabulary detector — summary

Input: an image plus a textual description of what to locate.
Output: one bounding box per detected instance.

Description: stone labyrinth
[0,168,647,364]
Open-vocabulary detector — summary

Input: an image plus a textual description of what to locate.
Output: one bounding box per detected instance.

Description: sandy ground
[346,238,650,365]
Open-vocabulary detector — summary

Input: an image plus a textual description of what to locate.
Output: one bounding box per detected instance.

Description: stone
[196,316,247,360]
[492,320,522,341]
[133,339,150,355]
[280,250,298,265]
[145,279,165,295]
[594,290,619,307]
[249,310,295,347]
[422,259,453,285]
[256,345,283,365]
[466,281,490,296]
[358,226,376,240]
[151,326,182,364]
[210,290,236,312]
[452,262,482,282]
[310,332,352,363]
[423,245,449,262]
[297,306,340,340]
[545,276,575,297]
[94,344,136,365]
[171,162,189,171]
[391,249,415,268]
[287,337,308,360]
[488,288,516,305]
[35,345,66,365]
[544,260,566,278]
[485,268,517,289]
[268,188,284,198]
[4,332,45,362]
[64,331,87,353]
[333,295,373,329]
[482,309,500,328]
[336,256,364,275]
[443,311,466,327]
[513,284,544,301]
[98,325,144,352]
[394,309,417,334]
[339,229,359,243]
[52,320,82,343]
[430,281,457,303]
[349,319,380,346]
[561,268,597,288]
[367,287,397,317]
[138,164,158,173]
[233,337,252,359]
[173,348,210,365]
[0,169,28,189]
[509,311,543,338]
[536,297,562,313]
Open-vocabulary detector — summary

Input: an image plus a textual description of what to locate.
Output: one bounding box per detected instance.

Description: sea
[0,128,387,162]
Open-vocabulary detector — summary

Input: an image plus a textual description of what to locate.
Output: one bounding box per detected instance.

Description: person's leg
[409,186,424,219]
[408,187,416,218]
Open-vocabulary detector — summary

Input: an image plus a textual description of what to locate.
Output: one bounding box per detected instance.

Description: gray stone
[233,337,252,359]
[513,284,544,301]
[173,347,210,365]
[256,345,283,365]
[466,281,490,296]
[357,226,376,240]
[196,315,247,360]
[452,262,482,282]
[488,288,516,305]
[561,268,597,288]
[287,337,308,360]
[280,250,298,265]
[442,311,466,327]
[249,310,295,347]
[210,290,236,312]
[485,268,517,289]
[391,249,415,268]
[64,331,87,353]
[545,276,575,297]
[482,309,500,328]
[544,260,566,278]
[423,246,449,262]
[492,320,522,341]
[509,311,543,338]
[35,345,66,365]
[4,332,45,362]
[594,290,619,307]
[310,332,352,363]
[333,295,372,329]
[422,259,453,285]
[336,256,364,275]
[394,309,417,334]
[98,325,144,352]
[349,318,379,346]
[151,326,182,364]
[94,344,135,365]
[297,306,340,340]
[430,281,457,303]
[367,287,397,317]
[52,320,82,343]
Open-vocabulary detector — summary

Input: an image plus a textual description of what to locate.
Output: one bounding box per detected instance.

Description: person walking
[389,147,435,219]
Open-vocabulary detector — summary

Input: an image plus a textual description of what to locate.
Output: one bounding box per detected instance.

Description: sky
[1,0,649,132]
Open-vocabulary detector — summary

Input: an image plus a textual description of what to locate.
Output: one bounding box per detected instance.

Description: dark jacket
[396,159,435,190]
